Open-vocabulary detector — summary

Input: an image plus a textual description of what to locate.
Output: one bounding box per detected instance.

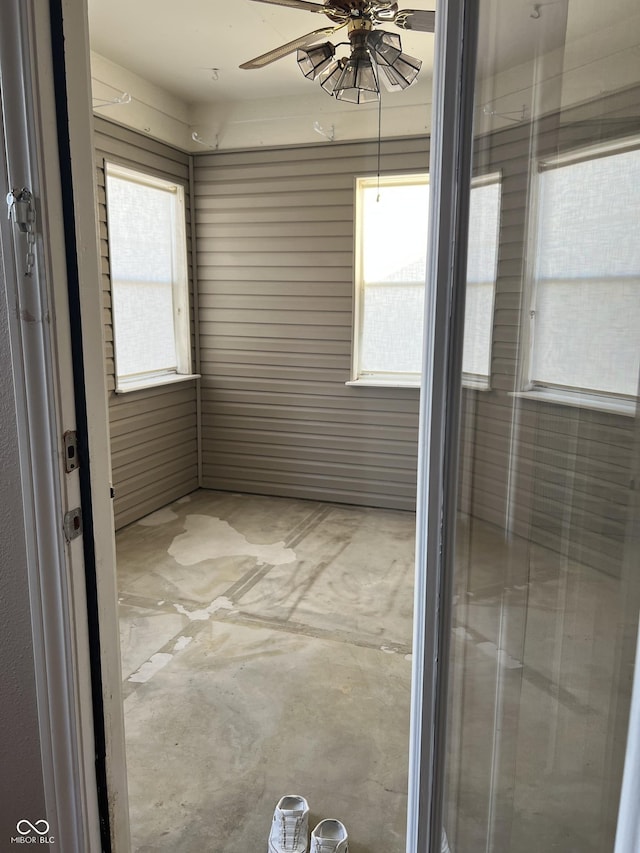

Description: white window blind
[530,146,640,398]
[106,164,190,388]
[464,179,501,381]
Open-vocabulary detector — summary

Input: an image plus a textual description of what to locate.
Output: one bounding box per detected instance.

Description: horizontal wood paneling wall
[194,93,638,574]
[94,117,199,529]
[464,87,640,575]
[95,89,638,572]
[194,138,429,510]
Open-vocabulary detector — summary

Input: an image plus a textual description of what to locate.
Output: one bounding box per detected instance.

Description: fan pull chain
[376,92,382,201]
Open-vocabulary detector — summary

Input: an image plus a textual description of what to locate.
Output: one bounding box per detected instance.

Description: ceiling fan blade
[240,23,345,69]
[246,0,331,12]
[391,9,436,31]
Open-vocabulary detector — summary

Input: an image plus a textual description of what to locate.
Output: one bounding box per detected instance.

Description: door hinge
[63,430,80,473]
[6,187,36,276]
[63,508,83,541]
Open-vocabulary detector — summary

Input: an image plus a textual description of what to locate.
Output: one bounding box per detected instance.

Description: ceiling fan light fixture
[334,50,380,103]
[239,0,432,104]
[297,42,336,80]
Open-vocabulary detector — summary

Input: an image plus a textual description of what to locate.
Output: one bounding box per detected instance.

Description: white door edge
[50,2,131,847]
[1,0,129,849]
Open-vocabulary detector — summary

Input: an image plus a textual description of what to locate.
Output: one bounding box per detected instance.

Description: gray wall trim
[189,155,204,487]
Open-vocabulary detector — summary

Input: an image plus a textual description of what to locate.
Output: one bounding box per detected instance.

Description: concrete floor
[116,489,633,853]
[116,490,415,853]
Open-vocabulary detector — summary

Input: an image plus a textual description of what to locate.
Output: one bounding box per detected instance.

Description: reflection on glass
[531,148,640,397]
[464,176,501,385]
[444,0,640,850]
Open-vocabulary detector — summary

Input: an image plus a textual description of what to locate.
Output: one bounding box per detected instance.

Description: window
[351,172,501,387]
[524,142,640,408]
[105,163,193,392]
[463,175,502,386]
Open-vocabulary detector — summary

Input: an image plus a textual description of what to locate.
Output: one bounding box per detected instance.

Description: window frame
[349,170,501,389]
[104,161,196,394]
[518,136,640,416]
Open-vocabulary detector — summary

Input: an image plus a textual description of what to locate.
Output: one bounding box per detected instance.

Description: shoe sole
[268,844,308,853]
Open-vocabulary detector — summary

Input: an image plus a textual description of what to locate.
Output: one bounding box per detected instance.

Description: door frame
[406,0,480,850]
[1,0,129,849]
[47,0,131,848]
[0,1,101,849]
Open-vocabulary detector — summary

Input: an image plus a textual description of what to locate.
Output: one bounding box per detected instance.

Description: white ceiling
[87,0,437,104]
[86,0,640,150]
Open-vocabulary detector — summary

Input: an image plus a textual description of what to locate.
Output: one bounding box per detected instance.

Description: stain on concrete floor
[117,490,415,853]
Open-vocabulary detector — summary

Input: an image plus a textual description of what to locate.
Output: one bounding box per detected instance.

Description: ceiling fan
[240,0,435,104]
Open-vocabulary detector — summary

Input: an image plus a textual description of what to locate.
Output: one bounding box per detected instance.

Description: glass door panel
[442,0,640,849]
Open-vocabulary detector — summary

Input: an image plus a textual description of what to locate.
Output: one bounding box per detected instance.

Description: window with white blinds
[352,172,501,387]
[105,163,191,391]
[527,143,640,402]
[464,176,502,385]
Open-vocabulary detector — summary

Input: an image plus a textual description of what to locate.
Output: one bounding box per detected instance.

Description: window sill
[346,376,491,390]
[115,373,201,395]
[463,376,491,391]
[346,377,420,389]
[511,388,637,417]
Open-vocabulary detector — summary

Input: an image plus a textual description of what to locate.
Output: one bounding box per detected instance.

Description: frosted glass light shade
[367,30,402,65]
[378,52,422,92]
[319,58,346,95]
[297,42,336,80]
[388,52,421,86]
[335,50,380,103]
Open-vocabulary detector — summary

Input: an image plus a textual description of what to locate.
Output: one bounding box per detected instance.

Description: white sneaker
[268,795,310,853]
[441,828,451,853]
[310,819,348,853]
